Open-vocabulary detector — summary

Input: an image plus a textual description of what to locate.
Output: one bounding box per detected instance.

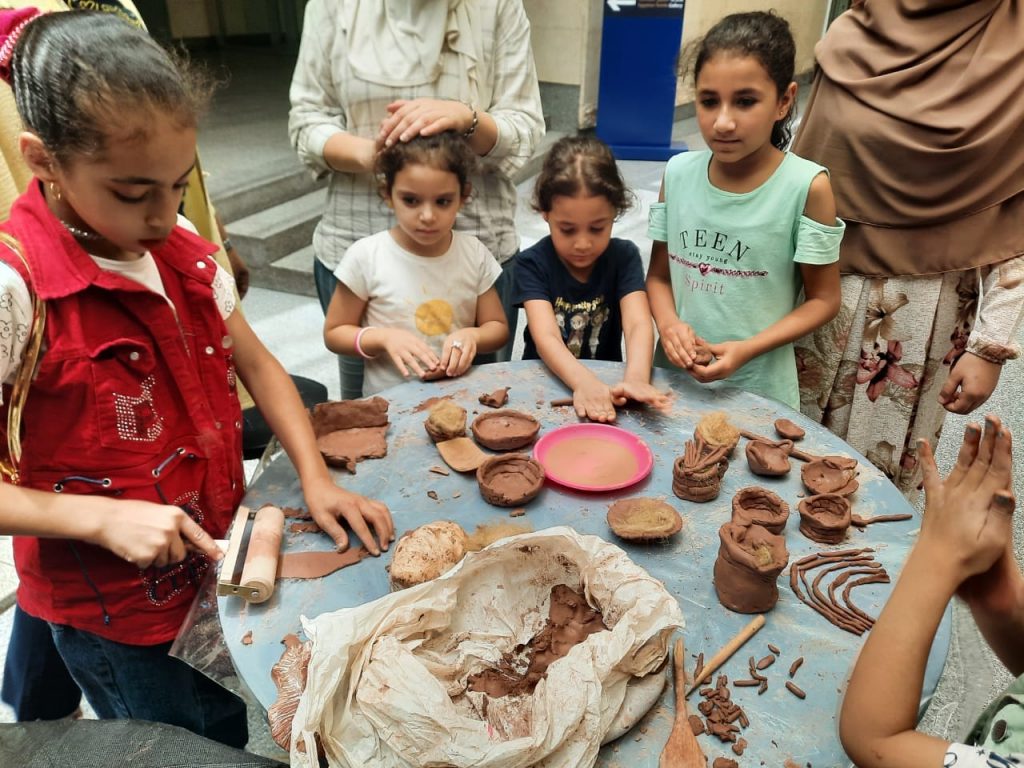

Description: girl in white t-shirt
[324,131,509,395]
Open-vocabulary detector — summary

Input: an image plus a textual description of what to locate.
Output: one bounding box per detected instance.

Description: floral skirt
[796,272,976,496]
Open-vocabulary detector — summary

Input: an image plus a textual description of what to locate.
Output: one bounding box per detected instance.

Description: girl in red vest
[0,9,393,745]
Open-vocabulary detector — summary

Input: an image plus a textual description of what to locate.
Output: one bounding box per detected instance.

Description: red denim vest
[0,181,244,644]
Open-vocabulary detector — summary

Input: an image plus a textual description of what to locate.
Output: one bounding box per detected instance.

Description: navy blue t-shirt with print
[514,236,646,361]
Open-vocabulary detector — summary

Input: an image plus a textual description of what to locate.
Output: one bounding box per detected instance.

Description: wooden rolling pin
[685,615,766,698]
[217,504,285,604]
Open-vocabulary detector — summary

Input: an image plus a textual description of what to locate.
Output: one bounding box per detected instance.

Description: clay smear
[774,418,805,441]
[278,548,370,579]
[467,584,607,697]
[543,436,638,487]
[268,634,311,749]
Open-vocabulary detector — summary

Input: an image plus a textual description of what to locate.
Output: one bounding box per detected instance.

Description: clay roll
[713,522,789,613]
[798,493,852,544]
[731,486,790,534]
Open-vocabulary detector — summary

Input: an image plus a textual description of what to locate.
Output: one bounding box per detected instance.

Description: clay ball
[607,497,683,541]
[476,453,545,507]
[424,400,467,443]
[389,521,468,590]
[470,409,540,451]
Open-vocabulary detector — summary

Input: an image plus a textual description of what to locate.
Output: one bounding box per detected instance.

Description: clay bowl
[801,456,859,497]
[798,493,852,545]
[744,439,793,477]
[607,497,683,541]
[731,486,790,534]
[694,420,740,456]
[476,453,545,507]
[774,418,805,441]
[471,409,541,451]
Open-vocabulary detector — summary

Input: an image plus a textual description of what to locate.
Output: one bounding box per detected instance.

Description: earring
[48,182,61,202]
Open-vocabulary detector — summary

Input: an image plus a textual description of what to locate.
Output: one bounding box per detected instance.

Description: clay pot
[744,439,793,477]
[471,409,541,451]
[476,453,545,507]
[774,418,805,441]
[798,493,852,544]
[693,412,740,456]
[424,400,467,443]
[607,497,683,541]
[672,438,729,502]
[801,456,859,497]
[731,486,790,534]
[713,522,789,613]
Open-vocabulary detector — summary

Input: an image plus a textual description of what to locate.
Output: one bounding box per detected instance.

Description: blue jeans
[314,254,519,399]
[49,623,248,748]
[1,605,82,720]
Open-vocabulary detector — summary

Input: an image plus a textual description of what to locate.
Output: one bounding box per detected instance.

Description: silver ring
[451,340,464,351]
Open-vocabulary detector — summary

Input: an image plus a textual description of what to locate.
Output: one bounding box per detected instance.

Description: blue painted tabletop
[219,360,949,767]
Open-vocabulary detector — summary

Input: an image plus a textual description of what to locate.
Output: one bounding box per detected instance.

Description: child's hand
[610,381,673,412]
[658,320,700,368]
[380,329,440,379]
[918,417,1015,585]
[688,339,754,383]
[439,330,478,378]
[303,478,394,556]
[98,501,223,569]
[938,352,1002,414]
[573,380,617,422]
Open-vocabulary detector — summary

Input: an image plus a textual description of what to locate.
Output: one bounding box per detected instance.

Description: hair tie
[0,7,43,87]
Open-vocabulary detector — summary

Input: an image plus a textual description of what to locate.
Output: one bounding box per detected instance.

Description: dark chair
[241,375,328,461]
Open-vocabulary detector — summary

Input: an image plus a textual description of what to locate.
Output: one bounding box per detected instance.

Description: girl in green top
[646,11,845,409]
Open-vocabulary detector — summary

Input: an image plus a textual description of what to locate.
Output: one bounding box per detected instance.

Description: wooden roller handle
[685,614,766,698]
[238,505,285,604]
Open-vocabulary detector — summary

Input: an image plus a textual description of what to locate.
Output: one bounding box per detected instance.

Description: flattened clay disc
[774,418,805,440]
[801,457,859,496]
[476,453,545,507]
[471,409,541,451]
[316,426,388,472]
[436,437,487,472]
[607,497,683,541]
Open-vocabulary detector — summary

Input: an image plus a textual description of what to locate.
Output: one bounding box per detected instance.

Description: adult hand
[439,329,478,378]
[380,328,441,379]
[658,320,700,368]
[938,352,1002,414]
[303,478,394,556]
[918,417,1015,585]
[96,501,223,569]
[226,243,250,299]
[573,380,617,423]
[379,98,474,147]
[610,381,673,412]
[688,339,754,383]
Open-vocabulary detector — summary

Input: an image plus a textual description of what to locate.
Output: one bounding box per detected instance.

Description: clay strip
[827,565,883,624]
[785,681,806,700]
[842,573,891,627]
[791,553,877,634]
[851,513,914,528]
[768,643,781,655]
[807,561,872,633]
[788,657,803,677]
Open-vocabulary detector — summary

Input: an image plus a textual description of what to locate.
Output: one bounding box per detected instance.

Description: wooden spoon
[659,637,707,768]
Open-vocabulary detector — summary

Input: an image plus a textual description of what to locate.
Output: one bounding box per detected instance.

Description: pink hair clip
[0,7,44,86]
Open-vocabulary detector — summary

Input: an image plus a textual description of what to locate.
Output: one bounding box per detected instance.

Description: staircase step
[208,158,322,223]
[227,188,327,267]
[250,245,318,297]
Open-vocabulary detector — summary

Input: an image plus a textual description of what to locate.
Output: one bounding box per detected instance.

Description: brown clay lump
[467,584,607,697]
[478,386,510,408]
[714,522,789,614]
[774,418,806,440]
[801,456,859,496]
[694,411,741,456]
[731,486,790,535]
[744,438,793,477]
[389,521,467,590]
[311,397,390,473]
[471,409,541,451]
[798,493,852,544]
[424,400,467,443]
[607,497,683,541]
[477,453,545,507]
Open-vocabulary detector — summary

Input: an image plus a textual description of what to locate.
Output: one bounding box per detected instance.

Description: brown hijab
[793,0,1024,276]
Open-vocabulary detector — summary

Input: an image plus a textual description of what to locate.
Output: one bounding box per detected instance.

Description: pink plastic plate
[533,423,654,492]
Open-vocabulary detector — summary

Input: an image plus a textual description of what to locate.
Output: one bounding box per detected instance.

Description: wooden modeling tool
[217,504,285,604]
[685,615,766,698]
[660,637,707,767]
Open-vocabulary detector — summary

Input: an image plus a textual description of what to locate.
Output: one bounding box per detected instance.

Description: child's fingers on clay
[317,514,351,554]
[344,509,383,556]
[362,498,395,550]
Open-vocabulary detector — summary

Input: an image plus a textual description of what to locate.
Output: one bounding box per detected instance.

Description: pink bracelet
[354,326,377,359]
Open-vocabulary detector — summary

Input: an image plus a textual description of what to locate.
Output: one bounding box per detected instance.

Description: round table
[219,360,949,767]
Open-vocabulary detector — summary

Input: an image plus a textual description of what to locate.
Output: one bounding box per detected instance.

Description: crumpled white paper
[290,526,684,768]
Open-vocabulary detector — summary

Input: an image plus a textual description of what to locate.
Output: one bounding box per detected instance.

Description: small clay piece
[428,465,450,476]
[801,455,859,496]
[606,497,683,541]
[851,513,914,527]
[468,584,607,697]
[426,490,439,501]
[478,387,510,408]
[744,438,793,477]
[732,679,760,687]
[424,399,467,443]
[768,643,781,655]
[755,654,775,670]
[798,493,853,544]
[309,396,388,432]
[694,411,741,456]
[268,634,312,749]
[289,521,321,534]
[389,520,467,590]
[731,486,790,534]
[689,715,705,735]
[316,427,388,473]
[789,657,804,677]
[282,506,312,520]
[436,437,487,472]
[713,757,739,768]
[673,437,729,502]
[476,453,545,507]
[732,737,747,756]
[241,630,253,645]
[279,549,371,579]
[470,409,541,450]
[774,418,806,441]
[785,681,806,699]
[694,652,704,681]
[714,522,789,613]
[509,508,525,518]
[549,397,574,407]
[693,339,714,366]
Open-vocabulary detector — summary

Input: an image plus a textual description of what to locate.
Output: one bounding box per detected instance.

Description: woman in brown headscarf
[793,0,1024,495]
